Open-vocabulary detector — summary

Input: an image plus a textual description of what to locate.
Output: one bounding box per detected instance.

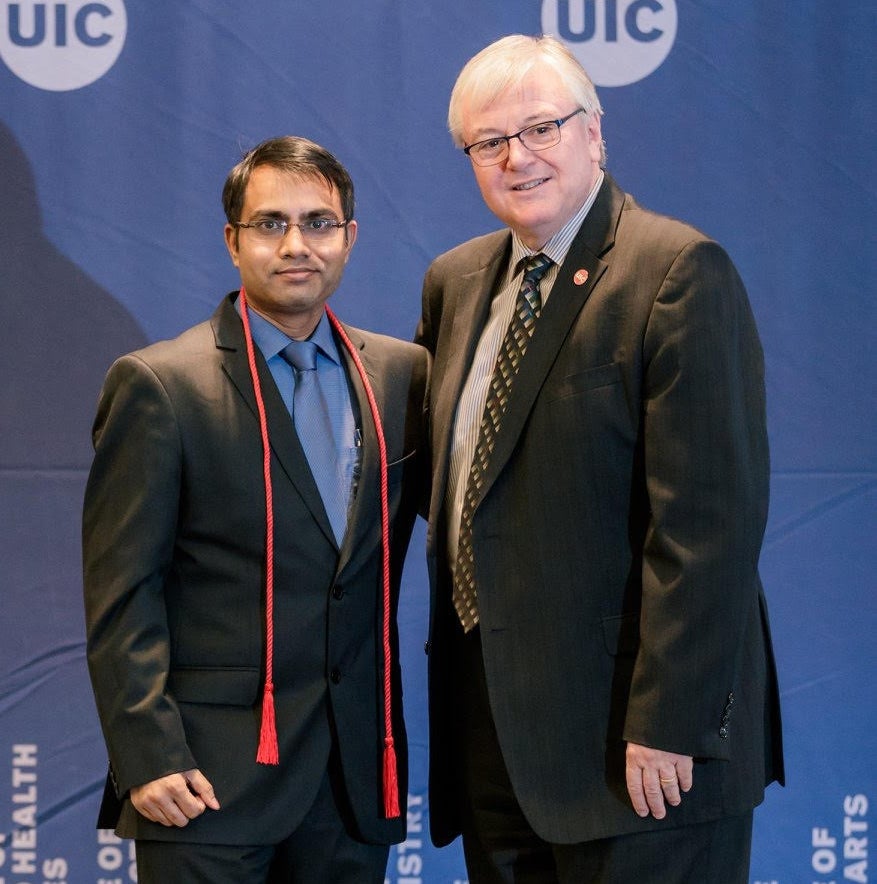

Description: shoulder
[622,193,709,247]
[609,195,756,340]
[99,316,219,408]
[348,327,427,367]
[427,229,510,278]
[615,189,735,270]
[344,327,429,393]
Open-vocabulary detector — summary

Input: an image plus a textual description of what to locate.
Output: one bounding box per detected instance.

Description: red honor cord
[238,289,400,818]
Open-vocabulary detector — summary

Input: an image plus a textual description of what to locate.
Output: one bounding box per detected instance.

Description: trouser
[134,764,388,884]
[455,625,754,884]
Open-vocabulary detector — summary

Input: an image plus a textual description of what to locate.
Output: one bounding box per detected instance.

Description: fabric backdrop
[1,2,874,881]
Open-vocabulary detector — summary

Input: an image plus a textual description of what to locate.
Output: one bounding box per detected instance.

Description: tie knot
[522,253,552,284]
[282,339,318,372]
[523,252,554,285]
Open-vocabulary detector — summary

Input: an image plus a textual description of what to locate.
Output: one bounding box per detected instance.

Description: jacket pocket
[547,362,622,401]
[167,666,261,706]
[387,447,417,470]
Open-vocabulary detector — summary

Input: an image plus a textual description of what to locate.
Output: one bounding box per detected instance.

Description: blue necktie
[282,339,348,545]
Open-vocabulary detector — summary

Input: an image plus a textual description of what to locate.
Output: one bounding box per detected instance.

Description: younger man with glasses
[416,34,784,883]
[83,135,428,882]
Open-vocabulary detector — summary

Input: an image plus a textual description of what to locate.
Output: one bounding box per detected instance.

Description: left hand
[625,742,693,819]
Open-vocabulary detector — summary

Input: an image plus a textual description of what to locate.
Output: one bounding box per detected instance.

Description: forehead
[463,63,574,136]
[242,165,341,215]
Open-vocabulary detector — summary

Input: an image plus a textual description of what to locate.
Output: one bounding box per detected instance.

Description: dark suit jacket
[83,293,428,846]
[417,175,784,846]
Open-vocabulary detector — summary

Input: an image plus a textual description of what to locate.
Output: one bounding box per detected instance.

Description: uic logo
[541,0,677,87]
[0,0,127,91]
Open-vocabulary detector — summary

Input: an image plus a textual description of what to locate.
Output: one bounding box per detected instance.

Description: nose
[504,133,532,167]
[278,224,310,255]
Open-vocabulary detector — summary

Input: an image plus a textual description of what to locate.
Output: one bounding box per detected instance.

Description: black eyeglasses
[463,108,586,167]
[234,218,349,241]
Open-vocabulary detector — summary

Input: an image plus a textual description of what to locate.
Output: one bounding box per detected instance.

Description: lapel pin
[573,268,589,286]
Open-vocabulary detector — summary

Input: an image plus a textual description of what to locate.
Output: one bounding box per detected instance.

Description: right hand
[130,768,220,827]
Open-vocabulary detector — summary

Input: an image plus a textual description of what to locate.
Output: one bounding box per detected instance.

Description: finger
[676,758,694,793]
[156,799,192,827]
[658,768,682,807]
[155,771,213,821]
[134,792,190,827]
[641,769,667,819]
[170,784,206,821]
[185,770,220,811]
[131,801,164,825]
[625,761,650,817]
[130,785,167,825]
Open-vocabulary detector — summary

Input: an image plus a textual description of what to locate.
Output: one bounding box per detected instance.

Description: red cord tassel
[382,737,401,818]
[256,681,279,765]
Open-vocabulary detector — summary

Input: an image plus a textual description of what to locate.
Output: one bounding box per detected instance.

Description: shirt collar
[235,296,342,365]
[305,311,342,364]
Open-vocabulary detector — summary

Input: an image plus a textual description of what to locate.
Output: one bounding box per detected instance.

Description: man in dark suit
[416,35,783,883]
[83,136,428,882]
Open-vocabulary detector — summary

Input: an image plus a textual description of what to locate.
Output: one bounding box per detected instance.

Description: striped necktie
[453,253,552,631]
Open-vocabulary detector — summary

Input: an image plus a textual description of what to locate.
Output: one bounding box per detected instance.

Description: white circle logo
[0,0,126,91]
[541,0,677,87]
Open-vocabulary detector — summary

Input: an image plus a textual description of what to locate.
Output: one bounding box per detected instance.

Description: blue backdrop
[1,2,874,882]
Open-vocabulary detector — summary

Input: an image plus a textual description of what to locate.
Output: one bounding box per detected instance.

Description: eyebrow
[249,207,341,221]
[467,112,558,141]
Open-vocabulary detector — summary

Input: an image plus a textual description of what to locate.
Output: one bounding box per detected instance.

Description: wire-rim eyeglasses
[463,108,586,167]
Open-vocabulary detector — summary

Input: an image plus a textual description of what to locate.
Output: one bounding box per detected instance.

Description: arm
[83,355,213,814]
[623,239,769,816]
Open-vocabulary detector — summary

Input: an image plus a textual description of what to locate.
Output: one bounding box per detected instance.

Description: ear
[585,113,603,165]
[343,219,358,261]
[224,223,240,267]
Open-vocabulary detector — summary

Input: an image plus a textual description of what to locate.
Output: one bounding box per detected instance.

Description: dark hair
[222,135,355,224]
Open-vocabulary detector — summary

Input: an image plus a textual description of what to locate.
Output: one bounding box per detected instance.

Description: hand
[130,768,220,827]
[625,742,693,820]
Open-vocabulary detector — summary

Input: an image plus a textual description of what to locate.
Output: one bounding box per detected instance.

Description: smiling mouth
[513,178,548,191]
[277,266,316,276]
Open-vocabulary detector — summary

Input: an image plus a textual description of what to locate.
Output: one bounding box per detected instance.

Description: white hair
[448,34,606,165]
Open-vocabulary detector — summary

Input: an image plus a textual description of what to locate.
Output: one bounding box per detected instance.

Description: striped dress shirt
[446,173,604,568]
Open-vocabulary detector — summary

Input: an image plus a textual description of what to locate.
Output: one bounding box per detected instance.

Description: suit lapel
[334,323,381,574]
[212,295,337,547]
[430,236,510,517]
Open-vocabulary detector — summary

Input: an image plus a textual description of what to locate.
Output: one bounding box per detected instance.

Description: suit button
[424,640,431,655]
[330,668,341,684]
[332,585,344,600]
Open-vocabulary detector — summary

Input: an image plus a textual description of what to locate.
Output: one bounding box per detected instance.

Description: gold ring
[659,776,677,784]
